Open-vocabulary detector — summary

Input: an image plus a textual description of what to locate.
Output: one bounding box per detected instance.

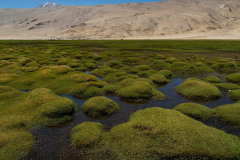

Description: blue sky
[0,0,164,9]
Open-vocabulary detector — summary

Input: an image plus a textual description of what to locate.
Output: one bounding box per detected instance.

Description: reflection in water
[23,78,239,160]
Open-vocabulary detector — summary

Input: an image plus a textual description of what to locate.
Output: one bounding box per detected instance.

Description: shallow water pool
[23,78,239,160]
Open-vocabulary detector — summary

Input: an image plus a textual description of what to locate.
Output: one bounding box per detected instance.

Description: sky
[0,0,164,9]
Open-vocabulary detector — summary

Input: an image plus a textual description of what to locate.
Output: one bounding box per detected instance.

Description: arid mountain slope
[0,0,240,39]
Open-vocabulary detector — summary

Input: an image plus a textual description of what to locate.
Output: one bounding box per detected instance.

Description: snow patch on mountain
[40,2,59,8]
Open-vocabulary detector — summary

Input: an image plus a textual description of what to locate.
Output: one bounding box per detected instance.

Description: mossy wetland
[0,40,240,159]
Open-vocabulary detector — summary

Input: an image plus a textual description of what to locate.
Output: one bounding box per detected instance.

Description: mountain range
[0,0,240,39]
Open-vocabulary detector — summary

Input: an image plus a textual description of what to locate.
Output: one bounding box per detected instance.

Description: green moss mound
[212,83,240,91]
[18,57,32,65]
[0,130,33,160]
[107,108,240,159]
[228,89,240,101]
[70,73,98,83]
[21,66,39,72]
[121,57,141,65]
[40,97,76,118]
[183,77,202,83]
[105,78,166,102]
[214,103,240,127]
[103,75,121,84]
[133,65,151,71]
[0,86,77,159]
[150,60,170,70]
[175,80,222,101]
[136,70,157,78]
[90,66,117,78]
[204,76,222,83]
[117,81,152,101]
[102,71,128,84]
[14,88,77,125]
[84,62,98,71]
[158,69,174,78]
[0,74,19,84]
[136,78,156,87]
[152,89,166,100]
[68,62,82,68]
[226,73,240,84]
[116,80,165,102]
[0,115,27,130]
[82,97,119,118]
[148,73,170,85]
[70,82,106,99]
[48,65,73,74]
[35,69,57,80]
[57,58,68,65]
[174,103,213,120]
[71,122,104,148]
[150,60,213,75]
[103,84,120,95]
[211,62,239,73]
[105,61,123,69]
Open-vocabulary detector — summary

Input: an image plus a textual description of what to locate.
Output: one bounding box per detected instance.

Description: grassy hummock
[214,103,240,128]
[174,103,214,120]
[175,80,222,101]
[90,66,117,78]
[116,80,166,102]
[82,97,119,118]
[204,76,222,83]
[131,65,151,72]
[226,73,240,84]
[0,74,19,84]
[103,78,165,102]
[136,70,157,78]
[71,122,104,148]
[106,108,240,159]
[158,69,174,78]
[148,73,170,85]
[117,81,152,101]
[212,83,240,91]
[183,77,202,83]
[70,73,98,83]
[0,86,77,127]
[40,97,76,119]
[105,61,123,69]
[68,81,106,99]
[0,86,77,160]
[0,130,33,160]
[228,89,240,101]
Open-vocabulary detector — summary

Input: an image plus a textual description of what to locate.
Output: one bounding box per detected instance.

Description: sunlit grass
[175,79,222,101]
[72,108,240,159]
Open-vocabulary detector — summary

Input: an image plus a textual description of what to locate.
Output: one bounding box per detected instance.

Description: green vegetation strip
[2,40,240,53]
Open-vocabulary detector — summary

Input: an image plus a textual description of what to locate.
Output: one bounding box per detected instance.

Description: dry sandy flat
[0,0,240,39]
